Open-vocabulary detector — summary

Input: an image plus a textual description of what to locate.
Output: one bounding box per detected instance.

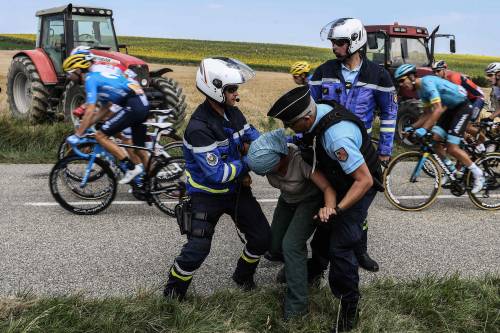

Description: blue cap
[247,129,288,175]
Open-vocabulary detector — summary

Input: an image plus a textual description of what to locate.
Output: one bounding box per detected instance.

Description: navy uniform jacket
[309,58,397,156]
[183,100,260,195]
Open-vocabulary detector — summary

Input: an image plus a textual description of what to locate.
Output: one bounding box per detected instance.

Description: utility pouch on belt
[175,198,192,235]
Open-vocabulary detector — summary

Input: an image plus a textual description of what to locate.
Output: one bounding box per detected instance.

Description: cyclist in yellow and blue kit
[163,57,271,300]
[395,64,485,193]
[63,53,149,184]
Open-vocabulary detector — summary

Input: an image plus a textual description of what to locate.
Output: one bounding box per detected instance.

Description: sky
[1,0,499,56]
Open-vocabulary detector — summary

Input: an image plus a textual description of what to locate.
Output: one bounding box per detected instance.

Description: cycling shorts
[100,95,149,147]
[433,102,472,144]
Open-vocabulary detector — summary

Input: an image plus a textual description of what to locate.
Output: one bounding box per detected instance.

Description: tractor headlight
[141,79,148,87]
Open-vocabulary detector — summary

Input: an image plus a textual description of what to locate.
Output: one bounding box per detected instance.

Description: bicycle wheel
[149,157,186,217]
[467,152,500,210]
[384,151,441,211]
[49,156,117,215]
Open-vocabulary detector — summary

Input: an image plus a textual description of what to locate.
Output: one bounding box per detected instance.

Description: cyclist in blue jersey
[62,53,150,184]
[395,64,485,193]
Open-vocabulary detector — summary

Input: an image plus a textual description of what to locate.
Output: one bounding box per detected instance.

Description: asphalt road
[0,164,498,298]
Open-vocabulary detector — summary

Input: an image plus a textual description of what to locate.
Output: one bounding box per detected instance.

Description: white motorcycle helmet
[320,18,367,55]
[196,57,255,104]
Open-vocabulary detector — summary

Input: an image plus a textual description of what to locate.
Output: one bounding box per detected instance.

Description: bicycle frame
[69,122,175,188]
[410,135,457,184]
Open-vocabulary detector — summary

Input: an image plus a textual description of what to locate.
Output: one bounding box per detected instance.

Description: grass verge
[0,116,72,163]
[0,274,498,332]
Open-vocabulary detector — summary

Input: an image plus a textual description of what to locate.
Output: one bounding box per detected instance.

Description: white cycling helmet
[485,62,500,75]
[70,45,92,56]
[320,18,367,55]
[196,57,255,103]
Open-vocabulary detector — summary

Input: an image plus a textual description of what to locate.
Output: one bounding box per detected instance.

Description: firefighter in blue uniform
[268,85,383,332]
[308,18,398,272]
[163,57,271,300]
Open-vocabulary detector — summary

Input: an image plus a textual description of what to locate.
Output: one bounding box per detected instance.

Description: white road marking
[25,198,280,206]
[24,195,498,207]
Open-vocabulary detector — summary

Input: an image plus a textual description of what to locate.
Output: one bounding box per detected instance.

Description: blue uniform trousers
[310,189,377,302]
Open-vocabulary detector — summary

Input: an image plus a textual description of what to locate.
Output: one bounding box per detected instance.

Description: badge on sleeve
[334,147,349,162]
[206,152,218,166]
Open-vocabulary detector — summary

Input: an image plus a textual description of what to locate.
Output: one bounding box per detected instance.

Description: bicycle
[57,109,184,161]
[384,132,500,211]
[49,117,186,216]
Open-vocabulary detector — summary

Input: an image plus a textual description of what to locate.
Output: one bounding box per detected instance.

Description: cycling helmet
[63,54,92,72]
[431,60,448,71]
[320,18,367,55]
[196,57,255,103]
[485,62,500,75]
[394,64,417,80]
[70,45,92,56]
[290,61,311,75]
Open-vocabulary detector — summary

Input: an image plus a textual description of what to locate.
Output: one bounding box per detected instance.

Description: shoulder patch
[393,93,398,104]
[206,152,218,166]
[334,147,349,162]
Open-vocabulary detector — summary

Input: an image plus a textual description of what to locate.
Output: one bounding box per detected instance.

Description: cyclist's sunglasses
[66,69,79,78]
[486,73,495,78]
[397,76,408,84]
[433,69,443,74]
[332,39,350,47]
[225,85,239,93]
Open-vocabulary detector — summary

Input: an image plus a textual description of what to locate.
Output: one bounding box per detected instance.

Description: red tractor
[365,23,456,144]
[6,3,187,125]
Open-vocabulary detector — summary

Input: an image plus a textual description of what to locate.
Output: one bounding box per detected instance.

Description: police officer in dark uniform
[163,57,271,300]
[268,85,383,332]
[310,18,398,272]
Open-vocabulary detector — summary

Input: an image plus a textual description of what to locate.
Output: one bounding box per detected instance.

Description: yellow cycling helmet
[290,61,311,75]
[62,54,92,72]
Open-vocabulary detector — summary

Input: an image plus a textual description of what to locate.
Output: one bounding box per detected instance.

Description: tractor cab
[365,23,455,71]
[36,4,118,74]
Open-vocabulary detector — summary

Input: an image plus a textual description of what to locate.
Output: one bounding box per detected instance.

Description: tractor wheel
[150,77,187,128]
[7,56,50,122]
[59,81,86,126]
[396,99,422,148]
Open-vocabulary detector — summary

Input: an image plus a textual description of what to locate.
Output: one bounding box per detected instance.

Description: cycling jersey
[418,75,467,109]
[445,72,484,102]
[85,70,133,105]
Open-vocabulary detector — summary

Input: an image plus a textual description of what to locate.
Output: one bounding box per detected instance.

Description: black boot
[163,267,192,301]
[232,256,259,291]
[357,252,379,272]
[333,300,359,332]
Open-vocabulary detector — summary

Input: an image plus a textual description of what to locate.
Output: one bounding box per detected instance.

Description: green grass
[0,116,72,163]
[0,275,498,332]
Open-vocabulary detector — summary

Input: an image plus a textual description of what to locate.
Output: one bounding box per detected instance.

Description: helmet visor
[320,18,351,41]
[215,57,256,84]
